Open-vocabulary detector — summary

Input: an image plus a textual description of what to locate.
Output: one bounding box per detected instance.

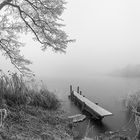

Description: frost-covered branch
[0,0,74,75]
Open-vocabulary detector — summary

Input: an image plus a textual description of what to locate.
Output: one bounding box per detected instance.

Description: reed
[125,90,140,111]
[0,72,60,110]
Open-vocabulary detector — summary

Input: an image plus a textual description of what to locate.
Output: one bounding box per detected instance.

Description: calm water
[42,75,140,139]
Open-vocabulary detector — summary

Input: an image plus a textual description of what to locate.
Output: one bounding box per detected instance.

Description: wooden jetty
[69,85,113,120]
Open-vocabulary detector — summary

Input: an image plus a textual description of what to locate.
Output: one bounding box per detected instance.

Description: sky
[1,0,140,78]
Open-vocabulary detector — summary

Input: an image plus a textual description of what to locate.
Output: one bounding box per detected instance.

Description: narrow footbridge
[69,85,113,120]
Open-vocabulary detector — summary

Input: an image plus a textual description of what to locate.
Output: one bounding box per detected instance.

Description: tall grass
[125,90,140,139]
[0,72,60,110]
[125,90,140,111]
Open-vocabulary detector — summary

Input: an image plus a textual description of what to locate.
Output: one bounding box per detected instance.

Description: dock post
[80,91,82,95]
[77,86,80,93]
[70,85,73,94]
[70,85,74,100]
[81,102,85,111]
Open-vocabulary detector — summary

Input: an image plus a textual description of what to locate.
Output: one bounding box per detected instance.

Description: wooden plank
[73,91,113,117]
[68,114,86,123]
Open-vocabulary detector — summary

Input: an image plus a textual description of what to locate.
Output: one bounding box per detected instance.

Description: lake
[42,75,140,139]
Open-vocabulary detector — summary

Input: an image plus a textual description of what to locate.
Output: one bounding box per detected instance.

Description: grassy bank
[0,72,72,140]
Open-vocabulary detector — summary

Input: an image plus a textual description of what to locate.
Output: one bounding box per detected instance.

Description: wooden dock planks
[72,91,113,118]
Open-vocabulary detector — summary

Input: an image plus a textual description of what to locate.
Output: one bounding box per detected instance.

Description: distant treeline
[111,64,140,78]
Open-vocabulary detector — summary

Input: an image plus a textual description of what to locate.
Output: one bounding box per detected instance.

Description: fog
[1,0,140,78]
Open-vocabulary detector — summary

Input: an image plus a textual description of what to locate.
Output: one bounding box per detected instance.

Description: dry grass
[2,107,72,140]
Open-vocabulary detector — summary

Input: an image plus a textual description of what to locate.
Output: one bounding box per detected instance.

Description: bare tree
[0,0,73,76]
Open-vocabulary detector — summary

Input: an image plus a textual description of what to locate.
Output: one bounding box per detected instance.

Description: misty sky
[1,0,140,78]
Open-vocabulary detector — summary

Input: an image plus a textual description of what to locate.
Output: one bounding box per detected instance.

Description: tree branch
[0,0,73,75]
[0,0,13,10]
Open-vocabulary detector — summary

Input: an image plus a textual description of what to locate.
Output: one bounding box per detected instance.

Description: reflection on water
[72,118,113,140]
[42,76,140,138]
[89,119,111,134]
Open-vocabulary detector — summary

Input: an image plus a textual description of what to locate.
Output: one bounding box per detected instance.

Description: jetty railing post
[70,85,73,94]
[81,102,85,111]
[77,86,80,93]
[70,85,74,101]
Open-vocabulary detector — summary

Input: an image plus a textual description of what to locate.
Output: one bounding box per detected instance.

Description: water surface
[42,75,140,138]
